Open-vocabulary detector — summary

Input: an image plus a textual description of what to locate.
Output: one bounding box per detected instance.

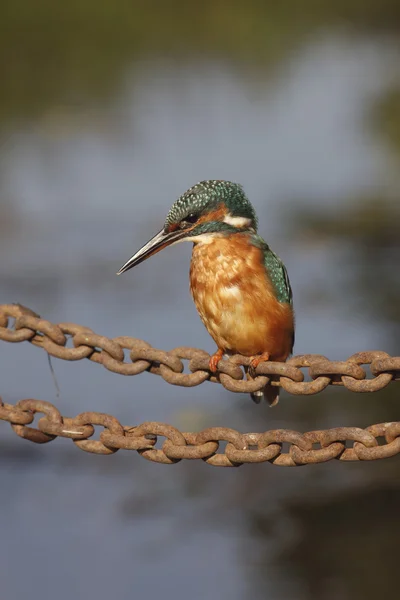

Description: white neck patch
[171,233,224,246]
[223,213,252,228]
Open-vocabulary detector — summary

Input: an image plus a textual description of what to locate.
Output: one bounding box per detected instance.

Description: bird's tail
[250,385,279,406]
[245,365,279,406]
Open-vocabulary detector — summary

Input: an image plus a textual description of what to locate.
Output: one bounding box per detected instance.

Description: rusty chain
[1,303,400,395]
[0,396,399,466]
[1,303,399,395]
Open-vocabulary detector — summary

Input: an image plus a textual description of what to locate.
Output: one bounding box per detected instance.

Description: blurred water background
[1,2,399,599]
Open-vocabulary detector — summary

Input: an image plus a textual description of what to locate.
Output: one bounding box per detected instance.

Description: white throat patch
[190,233,224,245]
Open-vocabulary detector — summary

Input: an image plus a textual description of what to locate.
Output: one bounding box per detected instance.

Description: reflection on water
[1,34,399,600]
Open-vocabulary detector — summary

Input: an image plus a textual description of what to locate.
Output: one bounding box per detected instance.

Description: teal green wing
[250,234,294,352]
[249,234,295,352]
[263,247,293,305]
[249,234,293,305]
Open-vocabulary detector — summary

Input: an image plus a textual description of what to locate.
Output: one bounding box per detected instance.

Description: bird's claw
[248,352,270,378]
[209,349,224,373]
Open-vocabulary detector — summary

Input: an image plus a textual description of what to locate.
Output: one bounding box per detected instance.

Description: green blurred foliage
[1,0,400,123]
[0,0,304,122]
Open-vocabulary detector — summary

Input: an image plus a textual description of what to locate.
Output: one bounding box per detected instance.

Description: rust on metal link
[1,304,399,395]
[0,396,399,466]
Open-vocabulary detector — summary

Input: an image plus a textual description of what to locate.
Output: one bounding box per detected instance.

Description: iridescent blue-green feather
[249,235,293,305]
[263,247,293,305]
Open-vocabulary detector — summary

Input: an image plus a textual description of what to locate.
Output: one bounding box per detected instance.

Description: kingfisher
[117,180,294,405]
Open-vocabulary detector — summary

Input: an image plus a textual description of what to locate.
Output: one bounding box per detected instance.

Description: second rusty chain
[0,303,399,395]
[2,397,400,466]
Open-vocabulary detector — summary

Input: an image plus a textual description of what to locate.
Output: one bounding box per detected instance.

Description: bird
[117,180,294,405]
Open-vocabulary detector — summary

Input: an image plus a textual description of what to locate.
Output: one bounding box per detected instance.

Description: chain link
[1,304,399,395]
[2,304,399,467]
[1,396,399,466]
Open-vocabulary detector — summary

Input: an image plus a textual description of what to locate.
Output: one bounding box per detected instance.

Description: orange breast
[189,235,294,360]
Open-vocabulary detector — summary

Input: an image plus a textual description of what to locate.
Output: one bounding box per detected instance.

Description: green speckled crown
[165,180,258,230]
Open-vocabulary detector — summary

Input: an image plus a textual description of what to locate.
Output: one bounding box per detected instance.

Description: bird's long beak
[116,227,187,275]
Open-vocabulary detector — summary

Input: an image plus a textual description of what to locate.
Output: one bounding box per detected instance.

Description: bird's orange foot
[249,352,270,378]
[209,348,224,373]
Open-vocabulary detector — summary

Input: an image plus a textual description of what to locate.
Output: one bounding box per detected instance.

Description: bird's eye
[180,213,198,227]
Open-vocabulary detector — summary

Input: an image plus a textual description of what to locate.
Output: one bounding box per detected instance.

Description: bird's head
[117,180,258,274]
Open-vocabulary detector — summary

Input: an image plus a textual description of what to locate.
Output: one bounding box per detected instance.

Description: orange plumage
[190,234,294,361]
